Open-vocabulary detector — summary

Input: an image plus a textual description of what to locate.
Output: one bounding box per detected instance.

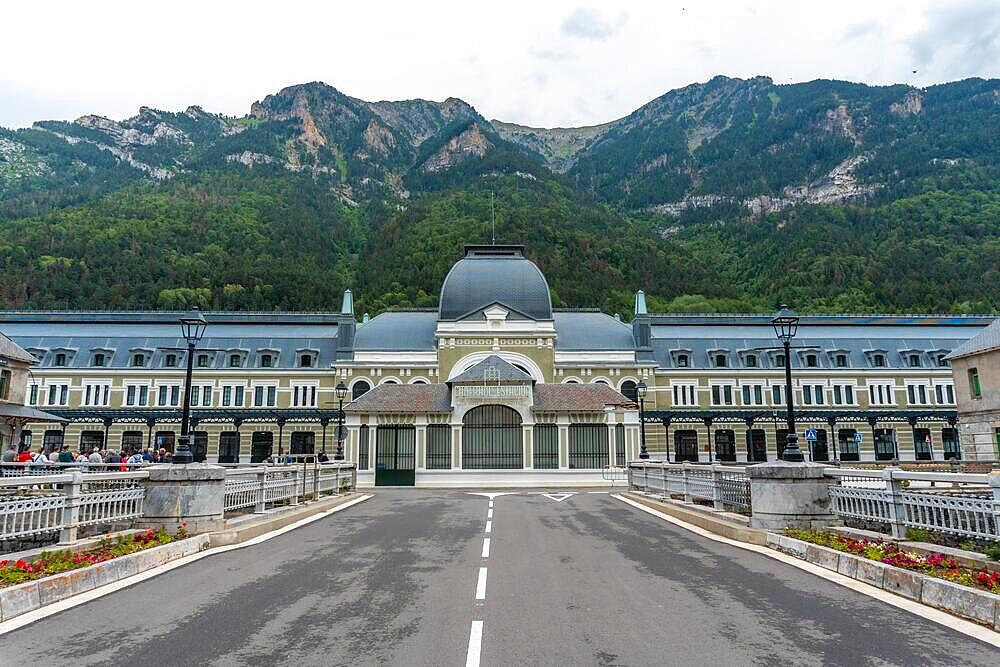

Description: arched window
[565,379,580,384]
[513,364,531,376]
[352,380,371,401]
[620,380,638,402]
[411,379,427,385]
[462,405,523,469]
[595,379,609,386]
[382,379,399,385]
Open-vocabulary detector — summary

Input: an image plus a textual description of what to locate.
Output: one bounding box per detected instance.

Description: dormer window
[908,353,921,368]
[745,354,757,368]
[197,354,210,368]
[937,354,949,368]
[805,354,817,368]
[873,354,886,368]
[92,353,106,367]
[677,354,689,368]
[260,354,273,368]
[835,354,848,368]
[775,354,786,368]
[164,353,177,368]
[132,353,146,367]
[714,354,727,368]
[299,354,312,368]
[54,353,67,367]
[229,354,242,368]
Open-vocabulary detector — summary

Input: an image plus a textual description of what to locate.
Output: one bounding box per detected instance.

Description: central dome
[438,245,553,321]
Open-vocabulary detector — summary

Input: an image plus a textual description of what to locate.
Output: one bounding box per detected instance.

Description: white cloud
[0,0,996,130]
[561,8,627,41]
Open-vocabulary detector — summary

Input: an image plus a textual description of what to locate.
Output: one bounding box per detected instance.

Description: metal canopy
[643,409,957,425]
[47,408,344,425]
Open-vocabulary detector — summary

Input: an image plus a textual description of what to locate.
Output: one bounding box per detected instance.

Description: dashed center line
[466,620,483,667]
[487,508,494,519]
[475,566,488,600]
[484,520,492,533]
[482,537,491,558]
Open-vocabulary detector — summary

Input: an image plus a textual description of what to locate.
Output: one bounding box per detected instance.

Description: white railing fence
[628,461,751,514]
[827,468,1000,542]
[0,471,148,544]
[222,463,356,514]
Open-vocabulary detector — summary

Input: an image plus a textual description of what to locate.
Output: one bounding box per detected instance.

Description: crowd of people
[1,443,176,469]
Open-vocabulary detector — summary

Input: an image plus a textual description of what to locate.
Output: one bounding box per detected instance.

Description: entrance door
[375,426,416,486]
[747,429,767,462]
[914,428,933,461]
[714,429,736,462]
[251,431,273,463]
[810,429,829,462]
[674,430,698,462]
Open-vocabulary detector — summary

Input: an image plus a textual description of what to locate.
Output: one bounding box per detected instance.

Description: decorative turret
[336,289,356,361]
[632,290,652,359]
[340,289,354,316]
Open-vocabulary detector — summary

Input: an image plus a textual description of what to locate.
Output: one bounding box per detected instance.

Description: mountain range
[0,75,998,316]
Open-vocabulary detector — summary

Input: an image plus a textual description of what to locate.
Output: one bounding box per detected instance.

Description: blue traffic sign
[853,432,863,444]
[804,428,817,441]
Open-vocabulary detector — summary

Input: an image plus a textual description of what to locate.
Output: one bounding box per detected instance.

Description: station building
[0,243,993,485]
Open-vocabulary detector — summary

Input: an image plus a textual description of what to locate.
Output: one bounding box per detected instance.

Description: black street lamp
[637,380,649,459]
[334,381,348,461]
[173,307,207,464]
[772,304,804,463]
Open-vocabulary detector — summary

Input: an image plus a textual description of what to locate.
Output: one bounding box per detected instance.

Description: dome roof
[438,245,553,321]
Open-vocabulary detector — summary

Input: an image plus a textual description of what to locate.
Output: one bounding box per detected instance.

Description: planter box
[0,534,209,622]
[767,533,1000,631]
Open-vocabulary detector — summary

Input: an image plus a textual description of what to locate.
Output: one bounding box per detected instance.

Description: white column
[558,415,570,469]
[523,425,533,469]
[415,416,428,470]
[606,411,616,467]
[451,424,462,470]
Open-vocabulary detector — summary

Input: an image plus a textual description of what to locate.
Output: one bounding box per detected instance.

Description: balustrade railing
[628,461,751,514]
[222,463,356,514]
[826,468,1000,541]
[0,471,148,543]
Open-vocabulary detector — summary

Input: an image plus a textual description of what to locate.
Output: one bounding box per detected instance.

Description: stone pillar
[747,460,838,531]
[139,463,226,534]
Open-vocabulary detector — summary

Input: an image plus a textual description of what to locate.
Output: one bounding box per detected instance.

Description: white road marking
[485,520,492,533]
[475,567,488,600]
[539,492,575,502]
[487,508,494,519]
[0,494,374,636]
[488,500,494,508]
[587,491,610,494]
[613,494,1000,648]
[467,492,518,500]
[466,620,483,667]
[482,537,491,558]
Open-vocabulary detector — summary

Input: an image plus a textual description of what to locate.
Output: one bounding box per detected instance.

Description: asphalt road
[1,489,998,666]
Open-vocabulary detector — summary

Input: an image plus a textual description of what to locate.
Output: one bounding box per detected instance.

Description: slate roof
[946,318,1000,360]
[438,245,553,321]
[0,312,339,370]
[532,384,636,411]
[553,312,635,351]
[649,319,986,370]
[354,311,437,351]
[344,384,452,413]
[0,332,39,364]
[449,355,533,383]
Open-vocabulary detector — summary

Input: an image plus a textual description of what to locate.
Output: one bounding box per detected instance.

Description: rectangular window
[170,386,179,406]
[126,385,136,406]
[672,384,696,407]
[802,386,812,405]
[772,385,784,405]
[267,386,276,407]
[969,368,982,398]
[869,383,894,406]
[190,386,200,406]
[235,386,244,407]
[254,386,264,407]
[29,384,39,405]
[222,386,232,407]
[711,385,733,406]
[813,385,824,405]
[833,385,842,405]
[158,386,168,406]
[426,425,452,470]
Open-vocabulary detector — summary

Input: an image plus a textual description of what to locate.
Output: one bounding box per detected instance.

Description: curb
[622,492,768,546]
[769,533,1000,631]
[0,534,211,622]
[210,493,363,547]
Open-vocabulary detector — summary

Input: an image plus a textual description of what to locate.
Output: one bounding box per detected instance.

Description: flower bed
[785,529,1000,595]
[0,525,187,588]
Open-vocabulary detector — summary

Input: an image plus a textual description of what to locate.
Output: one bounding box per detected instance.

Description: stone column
[138,463,226,534]
[747,460,838,531]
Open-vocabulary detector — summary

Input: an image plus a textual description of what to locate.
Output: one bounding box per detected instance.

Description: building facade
[947,318,1000,460]
[0,243,993,483]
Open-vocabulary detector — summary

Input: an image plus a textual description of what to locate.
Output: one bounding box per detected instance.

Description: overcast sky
[2,0,997,129]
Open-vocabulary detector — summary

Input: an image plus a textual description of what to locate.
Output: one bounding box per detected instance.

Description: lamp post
[174,307,207,464]
[772,305,804,462]
[637,380,649,459]
[334,381,347,461]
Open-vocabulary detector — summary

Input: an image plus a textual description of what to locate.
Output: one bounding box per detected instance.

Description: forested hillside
[0,76,997,316]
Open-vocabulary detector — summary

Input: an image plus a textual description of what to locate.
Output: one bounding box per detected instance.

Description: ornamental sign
[454,385,532,399]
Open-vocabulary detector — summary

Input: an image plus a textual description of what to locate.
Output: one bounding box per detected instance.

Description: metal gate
[376,426,416,486]
[462,405,523,469]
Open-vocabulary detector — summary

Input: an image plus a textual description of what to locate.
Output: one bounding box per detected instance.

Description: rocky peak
[421,123,493,172]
